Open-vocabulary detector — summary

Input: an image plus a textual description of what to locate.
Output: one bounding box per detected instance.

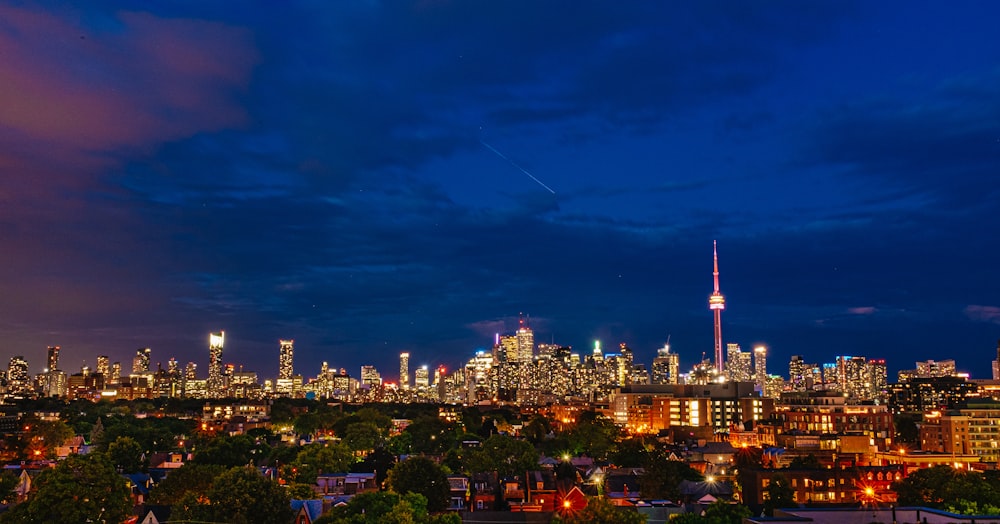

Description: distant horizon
[2,3,999,384]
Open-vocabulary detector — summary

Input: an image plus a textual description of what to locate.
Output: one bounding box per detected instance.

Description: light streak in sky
[479,140,556,194]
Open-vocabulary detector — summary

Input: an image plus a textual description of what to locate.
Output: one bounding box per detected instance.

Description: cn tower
[709,240,726,373]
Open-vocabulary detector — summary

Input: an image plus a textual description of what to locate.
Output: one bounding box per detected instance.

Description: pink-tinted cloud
[964,305,1000,324]
[847,306,877,315]
[0,6,257,158]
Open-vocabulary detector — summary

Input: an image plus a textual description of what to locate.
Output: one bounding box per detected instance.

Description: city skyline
[2,3,1000,379]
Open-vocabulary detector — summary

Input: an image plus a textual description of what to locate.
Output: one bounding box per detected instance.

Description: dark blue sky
[2,1,999,381]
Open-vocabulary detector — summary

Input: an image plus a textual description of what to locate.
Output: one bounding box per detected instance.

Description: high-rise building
[500,335,518,363]
[415,365,430,388]
[278,339,294,379]
[652,342,680,385]
[726,343,752,382]
[993,340,1000,380]
[709,241,726,373]
[46,346,60,371]
[185,362,197,380]
[7,356,29,393]
[788,355,813,391]
[96,355,110,378]
[399,352,410,390]
[515,315,535,362]
[133,348,151,374]
[110,362,121,384]
[208,331,225,393]
[360,365,381,388]
[754,345,767,391]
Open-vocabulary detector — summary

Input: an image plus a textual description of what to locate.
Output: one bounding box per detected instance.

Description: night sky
[3,1,1000,381]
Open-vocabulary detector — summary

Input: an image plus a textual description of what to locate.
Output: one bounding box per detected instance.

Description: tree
[704,500,753,524]
[554,496,645,524]
[148,463,226,505]
[565,413,619,460]
[0,453,130,524]
[21,419,73,459]
[462,434,538,478]
[314,491,461,524]
[892,465,1000,510]
[387,456,451,512]
[639,454,703,500]
[292,441,356,484]
[171,466,292,524]
[763,473,795,515]
[192,434,260,467]
[0,471,19,505]
[342,421,383,453]
[107,435,146,472]
[788,454,822,469]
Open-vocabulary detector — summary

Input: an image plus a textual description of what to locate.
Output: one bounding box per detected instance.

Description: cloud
[847,307,877,315]
[965,305,1000,324]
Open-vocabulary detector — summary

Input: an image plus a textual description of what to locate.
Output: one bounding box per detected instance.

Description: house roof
[291,499,324,522]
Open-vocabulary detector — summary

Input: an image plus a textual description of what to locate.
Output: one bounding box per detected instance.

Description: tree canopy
[387,456,451,513]
[554,496,646,524]
[0,453,131,524]
[462,434,538,478]
[171,466,292,524]
[893,465,1000,513]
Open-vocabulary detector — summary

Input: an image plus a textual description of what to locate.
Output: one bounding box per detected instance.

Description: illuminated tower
[709,241,726,373]
[208,331,225,391]
[652,341,680,384]
[96,355,110,378]
[515,314,535,362]
[7,356,29,393]
[133,348,151,374]
[399,352,410,390]
[279,339,294,379]
[46,346,61,371]
[754,345,767,391]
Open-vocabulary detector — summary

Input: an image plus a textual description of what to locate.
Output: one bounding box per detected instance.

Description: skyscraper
[133,348,151,374]
[415,365,430,388]
[709,241,726,373]
[208,331,225,392]
[96,355,110,378]
[754,345,767,391]
[515,315,535,362]
[726,343,752,382]
[7,356,29,393]
[46,346,60,371]
[399,352,410,390]
[279,339,294,379]
[651,342,680,384]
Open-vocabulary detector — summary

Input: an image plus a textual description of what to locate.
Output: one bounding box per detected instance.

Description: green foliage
[522,415,552,443]
[289,482,318,499]
[193,433,266,467]
[171,466,292,524]
[315,491,460,524]
[0,471,20,505]
[148,463,226,505]
[638,453,703,500]
[565,412,619,460]
[554,496,646,524]
[763,473,795,515]
[405,416,458,454]
[95,413,192,453]
[343,421,383,452]
[0,453,131,524]
[893,465,1000,511]
[894,414,920,445]
[20,418,73,459]
[107,435,147,472]
[669,504,754,524]
[461,434,539,478]
[612,437,652,468]
[387,456,451,513]
[352,447,397,486]
[292,441,356,484]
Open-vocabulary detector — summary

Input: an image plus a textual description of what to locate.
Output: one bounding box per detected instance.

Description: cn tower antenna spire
[709,240,727,374]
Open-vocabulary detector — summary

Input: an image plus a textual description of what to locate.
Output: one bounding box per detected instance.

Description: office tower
[500,335,518,363]
[415,365,430,388]
[868,358,888,403]
[652,342,680,384]
[901,359,957,381]
[46,346,60,371]
[132,348,151,374]
[788,355,808,391]
[754,345,767,391]
[726,343,752,382]
[515,315,534,362]
[110,362,121,384]
[167,358,179,375]
[360,365,381,388]
[96,355,110,378]
[399,352,410,390]
[207,331,225,394]
[709,241,726,373]
[185,362,197,380]
[7,356,29,393]
[279,339,294,379]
